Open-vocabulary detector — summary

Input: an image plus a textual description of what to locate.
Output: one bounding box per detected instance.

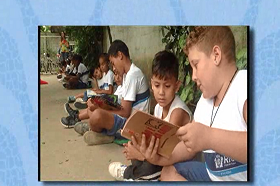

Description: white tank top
[154,95,192,122]
[194,70,247,181]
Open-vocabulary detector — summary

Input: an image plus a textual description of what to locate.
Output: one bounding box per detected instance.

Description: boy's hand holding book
[130,134,162,165]
[87,98,99,111]
[176,121,210,153]
[123,141,145,161]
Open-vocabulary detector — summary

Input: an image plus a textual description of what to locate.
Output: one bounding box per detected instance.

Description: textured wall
[103,26,166,113]
[103,26,166,81]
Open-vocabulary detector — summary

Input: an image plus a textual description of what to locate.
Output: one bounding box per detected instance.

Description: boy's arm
[71,73,80,80]
[107,99,132,118]
[177,124,247,163]
[92,78,99,90]
[134,135,196,166]
[158,141,196,166]
[177,100,248,164]
[169,108,191,127]
[94,85,113,95]
[208,128,247,163]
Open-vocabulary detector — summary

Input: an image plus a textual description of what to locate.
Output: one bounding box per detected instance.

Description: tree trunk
[107,26,113,44]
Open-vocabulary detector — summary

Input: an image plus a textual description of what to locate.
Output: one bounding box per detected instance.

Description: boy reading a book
[73,70,124,135]
[108,50,193,181]
[71,53,114,109]
[61,40,151,144]
[136,26,247,181]
[67,65,103,103]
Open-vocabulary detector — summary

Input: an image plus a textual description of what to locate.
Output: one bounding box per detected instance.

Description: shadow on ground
[40,74,127,181]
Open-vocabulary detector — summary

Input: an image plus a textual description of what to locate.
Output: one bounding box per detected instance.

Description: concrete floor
[40,74,128,181]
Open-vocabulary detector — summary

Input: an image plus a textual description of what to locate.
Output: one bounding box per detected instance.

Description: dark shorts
[83,90,88,102]
[174,161,211,181]
[124,160,162,181]
[60,52,69,62]
[102,114,127,136]
[76,81,88,89]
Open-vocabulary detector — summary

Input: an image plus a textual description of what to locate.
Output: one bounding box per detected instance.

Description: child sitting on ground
[67,53,114,109]
[60,40,150,146]
[94,53,114,94]
[67,65,103,104]
[57,58,74,81]
[73,69,124,136]
[63,54,89,89]
[137,26,247,181]
[108,50,193,181]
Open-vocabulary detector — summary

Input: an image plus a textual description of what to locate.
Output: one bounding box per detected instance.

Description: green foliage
[161,26,200,113]
[236,48,247,70]
[65,26,104,69]
[40,26,51,32]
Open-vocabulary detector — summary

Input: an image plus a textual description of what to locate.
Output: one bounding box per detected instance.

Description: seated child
[63,54,89,89]
[108,50,192,181]
[73,70,124,136]
[57,58,74,81]
[94,53,114,94]
[67,65,103,103]
[60,40,150,146]
[67,53,115,109]
[65,58,74,76]
[137,26,247,181]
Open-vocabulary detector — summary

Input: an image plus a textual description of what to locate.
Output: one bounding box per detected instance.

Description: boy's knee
[89,109,103,128]
[160,165,179,181]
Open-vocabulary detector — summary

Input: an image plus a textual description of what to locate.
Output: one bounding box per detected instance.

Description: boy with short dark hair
[74,70,124,135]
[108,50,192,181]
[71,53,115,109]
[63,54,89,89]
[138,26,247,181]
[93,53,114,94]
[67,65,103,104]
[61,40,151,144]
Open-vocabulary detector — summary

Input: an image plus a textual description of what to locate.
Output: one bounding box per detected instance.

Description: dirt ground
[40,74,128,181]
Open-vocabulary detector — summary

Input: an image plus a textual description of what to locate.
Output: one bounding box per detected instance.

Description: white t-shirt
[77,63,89,84]
[72,66,77,74]
[114,85,123,104]
[194,70,247,181]
[65,64,71,73]
[154,95,192,122]
[98,70,114,90]
[122,63,150,113]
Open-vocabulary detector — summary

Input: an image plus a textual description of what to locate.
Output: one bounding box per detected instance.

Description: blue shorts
[102,114,127,136]
[76,81,88,89]
[173,161,211,181]
[83,90,88,102]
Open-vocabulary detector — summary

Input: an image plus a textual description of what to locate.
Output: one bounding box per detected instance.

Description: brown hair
[152,50,179,80]
[184,26,236,62]
[99,53,109,63]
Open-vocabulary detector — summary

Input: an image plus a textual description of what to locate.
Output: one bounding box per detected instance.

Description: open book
[87,91,122,111]
[121,110,180,158]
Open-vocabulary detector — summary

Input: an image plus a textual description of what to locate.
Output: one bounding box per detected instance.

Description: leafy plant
[236,48,247,70]
[65,26,104,69]
[161,26,200,113]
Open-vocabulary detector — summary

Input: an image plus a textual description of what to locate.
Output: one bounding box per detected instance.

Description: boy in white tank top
[108,51,192,181]
[137,26,248,181]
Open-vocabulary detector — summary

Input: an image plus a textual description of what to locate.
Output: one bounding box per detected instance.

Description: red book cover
[89,94,122,111]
